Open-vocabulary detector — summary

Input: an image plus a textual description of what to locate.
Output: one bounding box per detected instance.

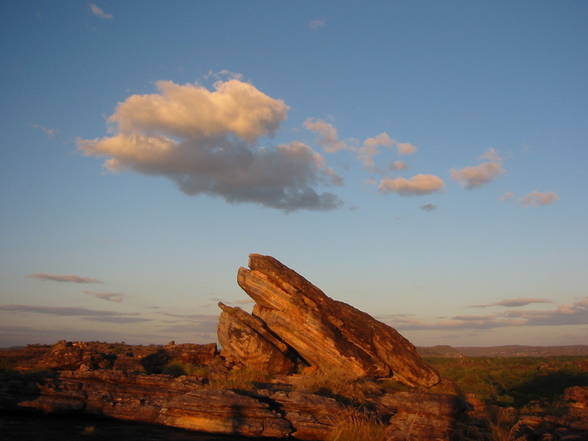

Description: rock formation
[217,302,297,374]
[235,253,440,387]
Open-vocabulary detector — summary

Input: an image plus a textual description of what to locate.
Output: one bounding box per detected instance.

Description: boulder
[237,254,440,387]
[217,302,297,374]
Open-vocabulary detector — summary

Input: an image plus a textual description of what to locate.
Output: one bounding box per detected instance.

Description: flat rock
[237,254,440,387]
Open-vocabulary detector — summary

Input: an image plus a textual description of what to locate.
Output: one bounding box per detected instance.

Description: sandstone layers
[220,253,440,387]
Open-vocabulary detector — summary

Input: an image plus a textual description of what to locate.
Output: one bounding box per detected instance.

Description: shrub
[162,360,209,377]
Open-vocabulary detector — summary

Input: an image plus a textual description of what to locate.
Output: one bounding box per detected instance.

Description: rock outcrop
[217,302,297,374]
[237,253,440,387]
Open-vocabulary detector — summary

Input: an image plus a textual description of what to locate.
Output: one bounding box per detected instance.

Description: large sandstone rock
[237,254,440,387]
[217,302,297,374]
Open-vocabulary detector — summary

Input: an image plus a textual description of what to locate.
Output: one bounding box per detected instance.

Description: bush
[162,360,209,378]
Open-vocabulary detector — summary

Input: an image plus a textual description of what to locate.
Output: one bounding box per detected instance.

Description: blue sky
[1,1,587,347]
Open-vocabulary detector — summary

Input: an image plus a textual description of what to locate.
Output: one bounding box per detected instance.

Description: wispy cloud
[79,79,342,212]
[420,203,437,212]
[471,298,553,308]
[27,273,102,284]
[391,160,407,171]
[499,192,515,201]
[396,142,417,155]
[304,118,347,153]
[84,291,124,303]
[0,304,149,323]
[89,3,112,20]
[451,148,505,189]
[378,174,444,196]
[357,133,394,169]
[32,124,57,138]
[520,191,559,207]
[308,19,326,30]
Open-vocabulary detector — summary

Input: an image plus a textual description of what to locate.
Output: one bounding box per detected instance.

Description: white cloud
[480,147,502,162]
[391,160,407,170]
[357,132,393,168]
[308,19,326,30]
[79,79,342,211]
[89,3,112,20]
[451,161,505,189]
[304,118,347,153]
[378,174,444,196]
[396,142,417,155]
[520,191,559,207]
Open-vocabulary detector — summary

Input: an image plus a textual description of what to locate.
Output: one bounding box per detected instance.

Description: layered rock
[217,302,297,374]
[237,253,440,387]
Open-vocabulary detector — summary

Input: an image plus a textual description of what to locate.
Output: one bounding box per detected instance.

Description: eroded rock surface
[237,253,440,387]
[217,302,297,375]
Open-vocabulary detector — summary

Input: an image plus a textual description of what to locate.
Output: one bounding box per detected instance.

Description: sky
[1,1,587,348]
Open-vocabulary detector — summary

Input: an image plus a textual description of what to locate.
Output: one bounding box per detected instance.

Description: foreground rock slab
[238,254,440,387]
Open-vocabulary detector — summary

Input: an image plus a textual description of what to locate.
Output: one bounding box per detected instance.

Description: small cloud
[396,142,417,155]
[451,149,505,189]
[499,192,515,201]
[480,148,502,162]
[304,118,347,153]
[378,174,444,196]
[357,132,394,169]
[471,297,553,308]
[32,124,57,138]
[308,19,326,30]
[451,161,505,189]
[0,304,148,324]
[520,191,559,207]
[27,273,102,284]
[420,203,437,212]
[391,160,407,170]
[89,3,112,20]
[84,291,124,303]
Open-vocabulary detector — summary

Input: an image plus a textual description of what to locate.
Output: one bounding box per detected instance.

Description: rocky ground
[1,254,587,441]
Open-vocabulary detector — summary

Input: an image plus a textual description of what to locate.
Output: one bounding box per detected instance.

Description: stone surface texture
[238,253,440,387]
[217,302,297,375]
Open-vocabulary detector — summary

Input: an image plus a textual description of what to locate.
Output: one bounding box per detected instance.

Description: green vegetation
[425,356,588,410]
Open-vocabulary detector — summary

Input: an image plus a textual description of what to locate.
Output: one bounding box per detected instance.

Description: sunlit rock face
[217,302,297,375]
[236,253,440,388]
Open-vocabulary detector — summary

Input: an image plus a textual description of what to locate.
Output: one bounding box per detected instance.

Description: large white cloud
[378,174,444,196]
[79,79,342,211]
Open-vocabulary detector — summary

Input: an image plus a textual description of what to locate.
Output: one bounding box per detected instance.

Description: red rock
[217,302,297,374]
[237,254,440,387]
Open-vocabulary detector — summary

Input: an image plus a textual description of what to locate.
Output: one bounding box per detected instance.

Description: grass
[208,367,271,390]
[326,409,387,441]
[294,369,381,403]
